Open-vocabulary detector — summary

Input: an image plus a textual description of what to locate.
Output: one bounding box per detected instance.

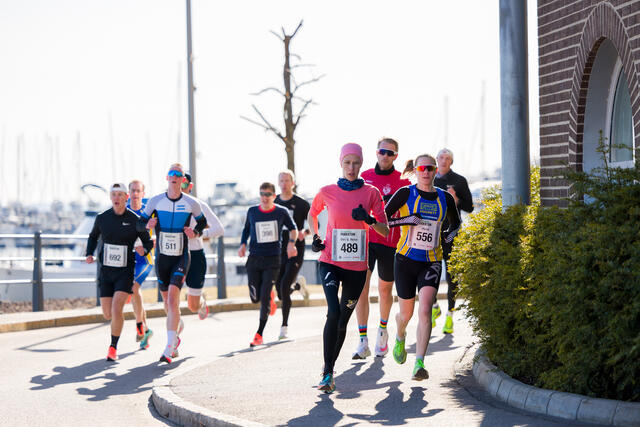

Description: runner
[85,183,154,361]
[384,154,461,380]
[432,148,473,334]
[181,172,224,319]
[238,182,298,347]
[274,170,310,340]
[136,163,208,364]
[127,180,154,349]
[308,143,389,393]
[353,137,410,359]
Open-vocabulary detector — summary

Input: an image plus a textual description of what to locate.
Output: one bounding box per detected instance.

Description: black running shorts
[394,253,442,299]
[186,249,207,290]
[98,266,134,297]
[367,242,396,282]
[156,252,190,292]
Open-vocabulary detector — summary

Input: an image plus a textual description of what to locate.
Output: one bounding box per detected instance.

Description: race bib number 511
[331,229,366,262]
[159,232,183,256]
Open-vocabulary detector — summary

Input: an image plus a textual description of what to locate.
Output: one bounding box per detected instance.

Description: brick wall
[538,0,640,206]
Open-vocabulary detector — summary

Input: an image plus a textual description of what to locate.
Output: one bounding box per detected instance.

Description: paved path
[1,299,579,426]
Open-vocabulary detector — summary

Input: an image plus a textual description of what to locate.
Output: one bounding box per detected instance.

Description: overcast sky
[0,0,539,205]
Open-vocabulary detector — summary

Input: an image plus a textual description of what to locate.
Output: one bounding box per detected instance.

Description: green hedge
[449,157,640,401]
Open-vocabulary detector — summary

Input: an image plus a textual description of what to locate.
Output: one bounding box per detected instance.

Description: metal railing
[0,232,227,311]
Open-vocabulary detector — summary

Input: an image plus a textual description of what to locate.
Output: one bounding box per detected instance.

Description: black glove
[351,204,376,225]
[312,234,325,252]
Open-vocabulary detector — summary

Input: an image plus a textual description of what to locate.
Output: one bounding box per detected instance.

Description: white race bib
[103,243,127,267]
[331,229,366,262]
[256,220,279,243]
[409,220,441,251]
[159,232,183,256]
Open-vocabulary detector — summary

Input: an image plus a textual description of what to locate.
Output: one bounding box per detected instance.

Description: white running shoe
[198,295,209,320]
[279,326,288,340]
[352,337,371,360]
[296,276,310,300]
[374,328,389,357]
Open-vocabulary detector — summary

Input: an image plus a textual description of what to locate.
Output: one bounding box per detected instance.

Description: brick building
[538,0,640,206]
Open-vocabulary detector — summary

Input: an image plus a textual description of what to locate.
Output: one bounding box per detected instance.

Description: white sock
[447,310,454,317]
[167,330,177,348]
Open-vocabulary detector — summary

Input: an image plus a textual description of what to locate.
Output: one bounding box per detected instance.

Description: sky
[0,0,539,205]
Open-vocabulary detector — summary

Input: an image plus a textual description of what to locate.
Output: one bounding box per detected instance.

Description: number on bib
[409,221,441,251]
[103,243,127,267]
[256,220,279,243]
[159,232,184,256]
[331,229,366,262]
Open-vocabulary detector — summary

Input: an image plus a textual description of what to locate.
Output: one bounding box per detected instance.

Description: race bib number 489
[331,229,366,262]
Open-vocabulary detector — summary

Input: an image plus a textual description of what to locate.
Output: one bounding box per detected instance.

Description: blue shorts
[134,261,153,285]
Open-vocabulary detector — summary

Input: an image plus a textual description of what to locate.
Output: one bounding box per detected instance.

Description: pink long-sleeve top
[309,183,387,271]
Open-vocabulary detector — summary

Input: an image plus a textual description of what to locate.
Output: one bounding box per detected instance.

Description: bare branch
[289,63,316,70]
[293,74,326,93]
[290,53,302,61]
[290,20,304,38]
[293,98,313,129]
[240,105,286,143]
[270,30,283,41]
[292,95,317,104]
[251,87,285,97]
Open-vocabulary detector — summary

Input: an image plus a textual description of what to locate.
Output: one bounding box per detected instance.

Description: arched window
[609,69,634,165]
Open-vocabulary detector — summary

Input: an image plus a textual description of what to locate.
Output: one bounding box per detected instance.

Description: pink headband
[339,143,363,164]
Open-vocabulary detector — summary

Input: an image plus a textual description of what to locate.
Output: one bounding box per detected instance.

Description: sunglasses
[168,170,184,177]
[416,165,437,172]
[259,191,274,197]
[377,148,397,157]
[181,181,190,189]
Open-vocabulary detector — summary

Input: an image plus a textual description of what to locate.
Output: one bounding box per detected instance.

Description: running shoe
[250,333,263,347]
[198,295,209,320]
[139,329,153,350]
[352,338,371,360]
[269,290,277,316]
[432,305,441,327]
[160,345,173,364]
[107,345,117,362]
[296,275,310,300]
[443,314,454,334]
[318,373,335,394]
[412,359,429,380]
[279,326,288,340]
[393,337,407,364]
[374,328,389,357]
[135,323,145,342]
[171,336,181,358]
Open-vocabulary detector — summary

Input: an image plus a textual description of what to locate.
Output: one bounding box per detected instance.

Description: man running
[127,179,154,349]
[181,172,224,319]
[136,163,208,364]
[238,182,297,347]
[86,183,154,361]
[274,170,310,340]
[353,137,410,359]
[432,148,473,334]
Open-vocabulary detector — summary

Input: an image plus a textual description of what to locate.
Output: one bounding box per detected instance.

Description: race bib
[256,220,278,243]
[331,229,366,262]
[159,232,183,256]
[103,243,127,267]
[409,221,441,251]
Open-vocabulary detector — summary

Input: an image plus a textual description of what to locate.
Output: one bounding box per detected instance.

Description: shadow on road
[18,323,105,353]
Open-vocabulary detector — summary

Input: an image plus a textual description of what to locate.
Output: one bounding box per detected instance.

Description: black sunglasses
[377,148,397,157]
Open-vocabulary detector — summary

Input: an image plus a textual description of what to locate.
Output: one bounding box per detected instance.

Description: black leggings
[442,241,458,311]
[275,240,305,326]
[246,255,280,335]
[319,262,367,375]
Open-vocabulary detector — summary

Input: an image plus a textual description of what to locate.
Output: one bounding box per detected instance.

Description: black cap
[185,173,192,183]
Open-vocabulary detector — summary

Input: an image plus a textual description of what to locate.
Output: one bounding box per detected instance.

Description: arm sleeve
[457,177,474,214]
[384,187,410,218]
[201,202,224,239]
[85,216,101,256]
[240,210,251,245]
[370,188,387,224]
[444,192,462,233]
[297,199,311,230]
[137,228,154,255]
[137,198,156,232]
[282,208,296,231]
[309,190,325,218]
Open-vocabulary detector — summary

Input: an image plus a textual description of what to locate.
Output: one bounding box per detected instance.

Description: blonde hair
[377,137,399,151]
[128,179,145,192]
[278,169,295,182]
[401,154,436,178]
[169,163,184,172]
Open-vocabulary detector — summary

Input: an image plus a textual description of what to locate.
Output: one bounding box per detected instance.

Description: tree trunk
[283,36,295,173]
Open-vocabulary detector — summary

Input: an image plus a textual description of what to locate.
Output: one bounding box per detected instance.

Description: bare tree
[241,20,324,174]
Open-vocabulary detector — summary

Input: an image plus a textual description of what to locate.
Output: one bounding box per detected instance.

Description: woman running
[308,142,389,393]
[384,153,460,380]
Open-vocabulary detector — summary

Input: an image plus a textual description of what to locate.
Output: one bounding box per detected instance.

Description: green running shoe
[318,373,335,394]
[443,315,454,334]
[412,359,429,380]
[432,306,441,327]
[393,337,407,364]
[139,329,153,349]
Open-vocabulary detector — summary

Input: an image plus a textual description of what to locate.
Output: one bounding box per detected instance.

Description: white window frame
[606,59,635,169]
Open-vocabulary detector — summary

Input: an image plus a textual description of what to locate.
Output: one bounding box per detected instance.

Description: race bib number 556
[331,229,366,262]
[409,221,441,251]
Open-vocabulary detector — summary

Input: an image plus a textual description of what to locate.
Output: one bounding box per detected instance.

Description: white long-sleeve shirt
[188,198,224,251]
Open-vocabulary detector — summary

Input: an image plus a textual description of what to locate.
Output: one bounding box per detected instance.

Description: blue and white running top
[136,192,207,257]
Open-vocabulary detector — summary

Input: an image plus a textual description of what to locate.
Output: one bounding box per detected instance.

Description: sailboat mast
[186,0,197,197]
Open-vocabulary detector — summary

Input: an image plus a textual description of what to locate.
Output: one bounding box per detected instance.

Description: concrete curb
[472,346,640,426]
[0,291,448,334]
[152,356,266,427]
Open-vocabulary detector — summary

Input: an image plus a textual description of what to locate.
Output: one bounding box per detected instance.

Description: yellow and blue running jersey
[396,185,447,262]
